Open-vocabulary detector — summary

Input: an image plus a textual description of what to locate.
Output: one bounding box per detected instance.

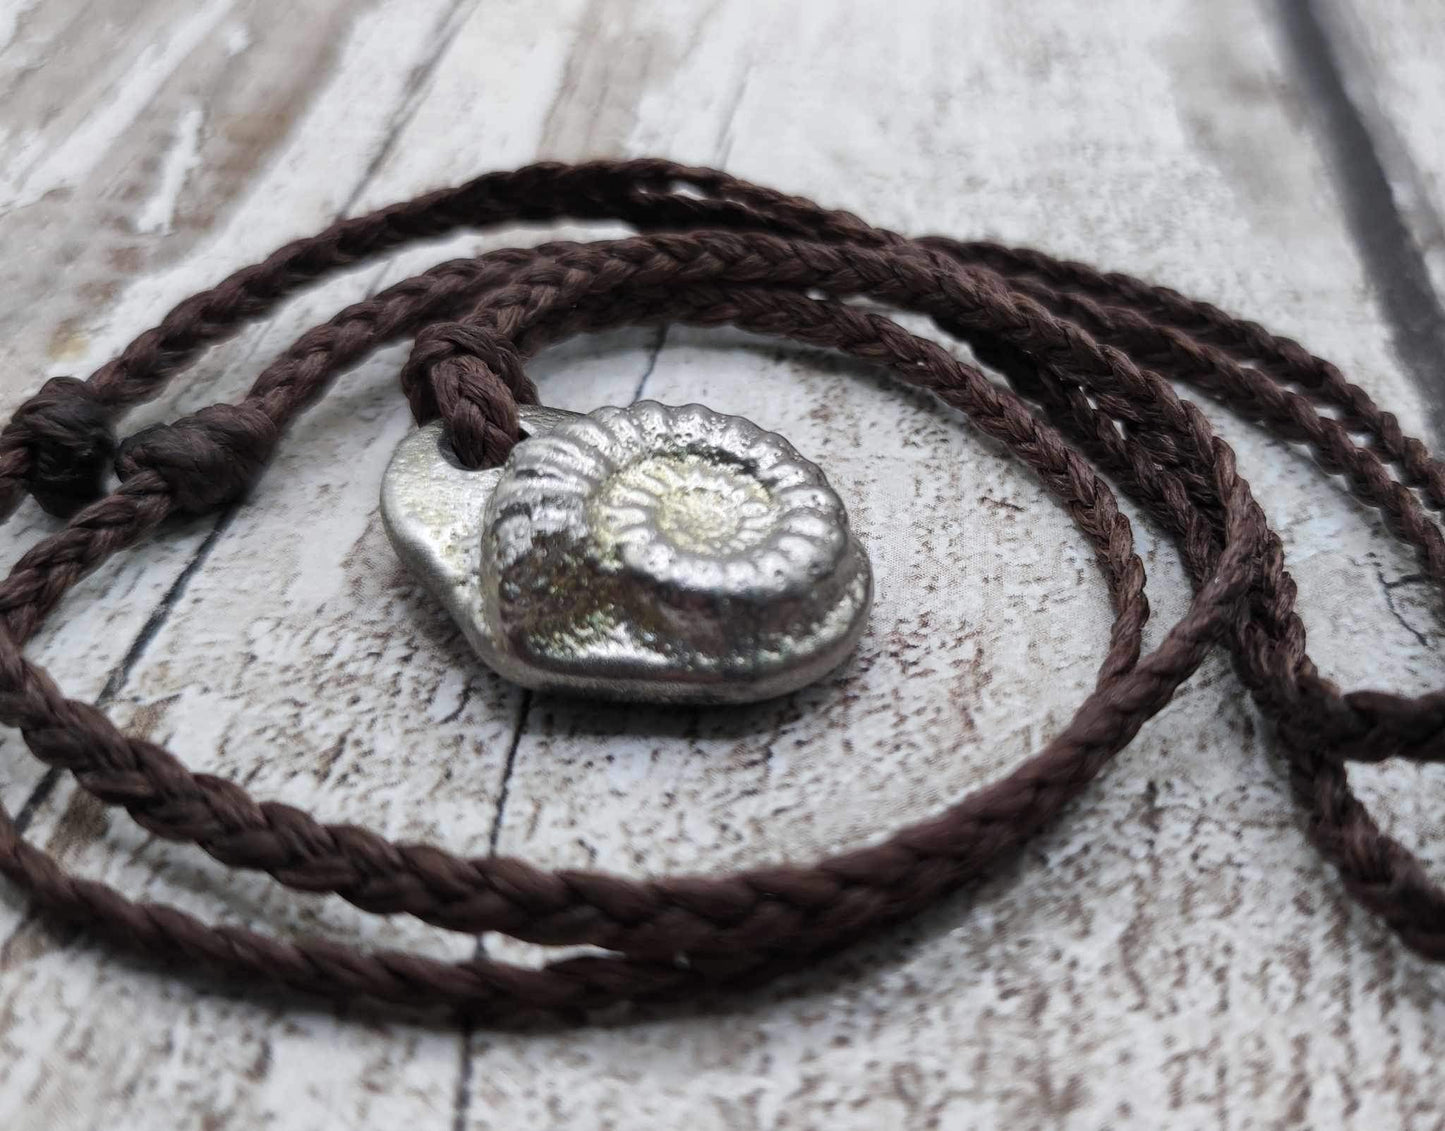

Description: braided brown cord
[0,159,1441,1019]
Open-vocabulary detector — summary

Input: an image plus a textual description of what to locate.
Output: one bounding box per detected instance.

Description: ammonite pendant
[381,402,873,704]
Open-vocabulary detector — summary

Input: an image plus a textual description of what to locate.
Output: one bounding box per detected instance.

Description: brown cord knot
[115,403,278,515]
[2,376,116,517]
[400,322,540,468]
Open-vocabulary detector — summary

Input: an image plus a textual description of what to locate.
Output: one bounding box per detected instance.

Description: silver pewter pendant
[380,402,872,704]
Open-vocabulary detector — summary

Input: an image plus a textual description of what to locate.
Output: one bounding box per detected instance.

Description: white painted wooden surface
[1326,0,1445,300]
[0,1,1442,1128]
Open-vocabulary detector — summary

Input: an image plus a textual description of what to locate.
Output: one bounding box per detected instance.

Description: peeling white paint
[49,0,485,388]
[0,0,232,215]
[221,19,251,57]
[0,0,40,56]
[133,103,204,235]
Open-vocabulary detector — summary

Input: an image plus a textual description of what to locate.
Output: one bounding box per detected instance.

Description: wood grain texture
[0,1,1441,1128]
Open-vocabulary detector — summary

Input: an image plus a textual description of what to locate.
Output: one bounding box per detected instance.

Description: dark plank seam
[451,688,531,1130]
[1271,0,1445,442]
[450,260,674,1131]
[631,324,670,404]
[485,690,534,860]
[338,0,476,218]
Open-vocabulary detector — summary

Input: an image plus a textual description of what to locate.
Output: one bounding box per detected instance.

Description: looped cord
[0,159,1440,1020]
[0,375,117,518]
[400,321,540,467]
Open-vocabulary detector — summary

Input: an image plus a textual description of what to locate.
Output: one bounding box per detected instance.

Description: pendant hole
[431,416,548,474]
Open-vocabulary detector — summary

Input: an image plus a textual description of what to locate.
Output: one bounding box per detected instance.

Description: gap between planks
[449,322,671,1130]
[1271,0,1445,443]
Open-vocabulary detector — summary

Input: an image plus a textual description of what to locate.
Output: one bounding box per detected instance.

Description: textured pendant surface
[381,402,872,704]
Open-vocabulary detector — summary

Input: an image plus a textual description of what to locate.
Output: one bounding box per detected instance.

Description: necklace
[0,160,1440,1020]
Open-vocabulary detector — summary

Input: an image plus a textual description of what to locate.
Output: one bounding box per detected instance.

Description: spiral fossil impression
[381,400,872,704]
[478,402,872,702]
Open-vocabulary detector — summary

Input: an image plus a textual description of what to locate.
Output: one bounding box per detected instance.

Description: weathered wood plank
[1325,0,1445,301]
[1294,0,1445,874]
[1327,4,1445,838]
[0,0,434,815]
[0,1,600,1127]
[472,2,1445,1129]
